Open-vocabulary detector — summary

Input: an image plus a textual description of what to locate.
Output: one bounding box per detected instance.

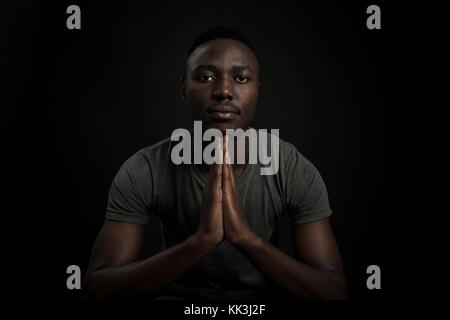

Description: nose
[212,77,234,101]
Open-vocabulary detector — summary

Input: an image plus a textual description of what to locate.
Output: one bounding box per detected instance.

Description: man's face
[183,38,260,132]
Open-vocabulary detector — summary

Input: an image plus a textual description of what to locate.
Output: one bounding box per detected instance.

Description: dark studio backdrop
[7,0,403,307]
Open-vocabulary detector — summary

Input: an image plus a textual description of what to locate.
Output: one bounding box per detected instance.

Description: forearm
[235,235,347,300]
[83,234,213,301]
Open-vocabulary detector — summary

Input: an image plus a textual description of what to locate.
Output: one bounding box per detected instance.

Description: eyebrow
[193,64,252,73]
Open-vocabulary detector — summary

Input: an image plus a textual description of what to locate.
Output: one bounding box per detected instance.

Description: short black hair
[186,25,256,58]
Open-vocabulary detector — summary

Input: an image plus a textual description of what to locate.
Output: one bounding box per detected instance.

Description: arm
[83,155,225,301]
[83,140,226,301]
[82,220,215,301]
[234,218,347,300]
[221,137,347,299]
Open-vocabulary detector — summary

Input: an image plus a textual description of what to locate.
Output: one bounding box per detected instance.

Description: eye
[198,74,214,82]
[235,75,249,83]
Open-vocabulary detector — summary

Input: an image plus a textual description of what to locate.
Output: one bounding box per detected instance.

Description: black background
[6,0,404,307]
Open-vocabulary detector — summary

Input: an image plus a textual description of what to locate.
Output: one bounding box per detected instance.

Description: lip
[208,111,239,120]
[207,104,240,120]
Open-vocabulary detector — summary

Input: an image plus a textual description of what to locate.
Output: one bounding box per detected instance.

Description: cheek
[186,85,211,115]
[188,83,211,99]
[240,86,259,115]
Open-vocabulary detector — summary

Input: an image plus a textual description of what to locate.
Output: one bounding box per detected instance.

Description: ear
[180,76,187,104]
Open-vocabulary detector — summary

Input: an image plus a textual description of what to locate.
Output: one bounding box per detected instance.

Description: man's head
[182,26,260,133]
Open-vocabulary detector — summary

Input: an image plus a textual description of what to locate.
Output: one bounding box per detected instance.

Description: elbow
[81,270,107,302]
[81,286,100,302]
[318,283,347,300]
[306,270,347,300]
[81,272,97,301]
[339,281,348,300]
[324,273,348,300]
[330,284,348,300]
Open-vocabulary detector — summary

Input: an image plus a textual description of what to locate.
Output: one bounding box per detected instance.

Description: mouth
[207,104,240,120]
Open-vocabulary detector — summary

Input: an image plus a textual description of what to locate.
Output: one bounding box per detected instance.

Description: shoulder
[136,136,172,160]
[268,134,307,169]
[119,136,174,176]
[272,135,320,180]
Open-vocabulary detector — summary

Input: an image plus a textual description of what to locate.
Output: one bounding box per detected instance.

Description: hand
[195,140,224,252]
[222,135,258,247]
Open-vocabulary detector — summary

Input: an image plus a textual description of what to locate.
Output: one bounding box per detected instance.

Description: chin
[204,121,240,133]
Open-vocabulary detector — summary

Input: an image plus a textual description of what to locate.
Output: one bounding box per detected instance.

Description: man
[83,26,347,300]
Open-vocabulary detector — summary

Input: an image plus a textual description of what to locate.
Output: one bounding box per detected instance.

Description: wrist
[231,231,263,251]
[189,233,218,256]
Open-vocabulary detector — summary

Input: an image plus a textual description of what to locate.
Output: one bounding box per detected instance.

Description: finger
[210,139,223,194]
[226,135,238,185]
[223,134,228,164]
[211,163,222,193]
[223,134,233,166]
[222,136,234,194]
[218,136,224,164]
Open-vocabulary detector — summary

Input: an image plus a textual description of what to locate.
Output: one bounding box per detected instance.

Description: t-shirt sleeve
[105,153,153,226]
[284,147,332,224]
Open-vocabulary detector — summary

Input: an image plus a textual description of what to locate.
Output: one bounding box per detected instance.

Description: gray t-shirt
[105,133,332,299]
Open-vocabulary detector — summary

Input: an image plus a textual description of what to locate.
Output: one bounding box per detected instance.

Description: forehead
[187,38,259,73]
